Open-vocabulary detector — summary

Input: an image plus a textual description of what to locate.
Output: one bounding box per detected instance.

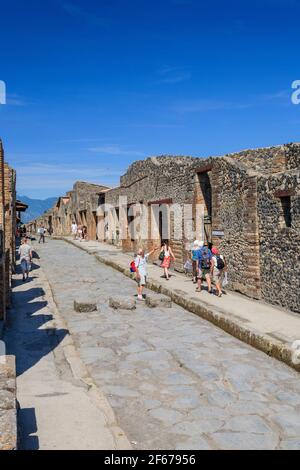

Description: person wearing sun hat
[211,246,226,297]
[191,240,201,283]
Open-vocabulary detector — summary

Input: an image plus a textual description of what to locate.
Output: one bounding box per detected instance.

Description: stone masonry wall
[106,156,199,269]
[257,170,300,312]
[4,164,16,307]
[0,141,5,320]
[194,157,262,299]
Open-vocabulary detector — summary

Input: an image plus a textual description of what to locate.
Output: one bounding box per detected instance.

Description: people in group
[71,221,77,239]
[210,246,226,297]
[159,240,175,280]
[19,238,33,282]
[135,246,159,301]
[196,242,212,294]
[38,226,46,244]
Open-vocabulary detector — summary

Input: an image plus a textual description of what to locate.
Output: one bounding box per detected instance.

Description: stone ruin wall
[257,170,300,312]
[207,158,262,299]
[109,156,199,269]
[0,142,5,320]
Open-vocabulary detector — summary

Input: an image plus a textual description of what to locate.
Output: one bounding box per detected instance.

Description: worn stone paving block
[74,298,98,313]
[145,296,172,308]
[109,296,136,310]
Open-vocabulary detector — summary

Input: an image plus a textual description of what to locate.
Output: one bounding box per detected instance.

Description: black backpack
[215,255,225,270]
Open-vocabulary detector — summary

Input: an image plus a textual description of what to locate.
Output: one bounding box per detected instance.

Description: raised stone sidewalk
[58,237,300,372]
[0,356,17,450]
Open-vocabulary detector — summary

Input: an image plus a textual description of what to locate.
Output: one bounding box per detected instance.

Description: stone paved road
[37,239,300,450]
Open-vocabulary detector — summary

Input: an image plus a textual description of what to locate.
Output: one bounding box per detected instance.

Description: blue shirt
[197,247,212,267]
[191,248,201,261]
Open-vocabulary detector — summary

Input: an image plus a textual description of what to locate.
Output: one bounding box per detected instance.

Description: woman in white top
[159,241,175,281]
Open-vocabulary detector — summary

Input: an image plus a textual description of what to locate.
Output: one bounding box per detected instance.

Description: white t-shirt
[134,254,149,277]
[71,223,77,233]
[19,244,32,260]
[212,255,224,273]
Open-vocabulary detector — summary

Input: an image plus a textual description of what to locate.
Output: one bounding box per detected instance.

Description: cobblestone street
[31,239,300,450]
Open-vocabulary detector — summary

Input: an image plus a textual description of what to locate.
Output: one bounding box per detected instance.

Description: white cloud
[61,2,111,27]
[6,94,26,106]
[89,144,145,157]
[172,99,251,114]
[156,66,191,85]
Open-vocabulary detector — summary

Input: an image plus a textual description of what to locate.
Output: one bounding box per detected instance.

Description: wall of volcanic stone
[257,170,300,313]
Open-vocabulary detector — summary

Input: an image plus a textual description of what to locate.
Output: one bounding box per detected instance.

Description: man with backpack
[196,243,212,294]
[211,246,226,297]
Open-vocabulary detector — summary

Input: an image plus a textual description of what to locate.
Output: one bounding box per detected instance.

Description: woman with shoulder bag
[159,241,175,280]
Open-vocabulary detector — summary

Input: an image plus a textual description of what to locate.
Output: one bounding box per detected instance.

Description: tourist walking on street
[82,225,88,241]
[19,238,33,282]
[159,241,175,280]
[71,221,77,239]
[135,246,159,300]
[191,240,201,283]
[38,226,46,244]
[211,247,226,297]
[196,243,213,293]
[77,224,83,241]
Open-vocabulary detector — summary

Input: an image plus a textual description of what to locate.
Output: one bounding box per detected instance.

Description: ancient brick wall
[0,141,5,320]
[106,156,198,268]
[4,164,16,307]
[226,145,287,174]
[257,170,300,312]
[285,143,300,170]
[194,157,262,299]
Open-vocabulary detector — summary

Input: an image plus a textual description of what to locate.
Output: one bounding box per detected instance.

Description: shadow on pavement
[18,407,39,450]
[5,283,69,377]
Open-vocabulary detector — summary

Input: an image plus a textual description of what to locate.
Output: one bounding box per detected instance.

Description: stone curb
[58,236,300,373]
[35,253,132,450]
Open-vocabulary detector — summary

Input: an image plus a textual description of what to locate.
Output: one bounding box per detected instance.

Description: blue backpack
[201,248,211,269]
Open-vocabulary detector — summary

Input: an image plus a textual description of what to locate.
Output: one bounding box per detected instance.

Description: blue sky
[0,0,300,198]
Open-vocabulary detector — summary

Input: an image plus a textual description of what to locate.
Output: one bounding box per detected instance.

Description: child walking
[135,246,159,300]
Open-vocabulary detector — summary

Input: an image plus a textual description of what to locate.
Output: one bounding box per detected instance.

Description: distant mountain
[17,195,57,223]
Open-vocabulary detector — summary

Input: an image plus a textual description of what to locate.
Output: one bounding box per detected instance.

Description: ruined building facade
[29,143,300,313]
[0,141,17,321]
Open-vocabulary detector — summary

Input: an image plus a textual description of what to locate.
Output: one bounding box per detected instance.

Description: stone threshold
[56,237,300,373]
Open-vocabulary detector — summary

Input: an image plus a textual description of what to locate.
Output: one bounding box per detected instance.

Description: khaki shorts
[136,274,146,286]
[198,268,211,280]
[212,269,225,285]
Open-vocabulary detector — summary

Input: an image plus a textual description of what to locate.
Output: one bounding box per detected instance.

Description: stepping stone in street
[145,296,172,308]
[74,298,98,313]
[109,296,136,310]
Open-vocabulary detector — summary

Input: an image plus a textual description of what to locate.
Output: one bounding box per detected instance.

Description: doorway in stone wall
[149,201,171,248]
[79,210,87,226]
[91,211,97,240]
[195,169,212,246]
